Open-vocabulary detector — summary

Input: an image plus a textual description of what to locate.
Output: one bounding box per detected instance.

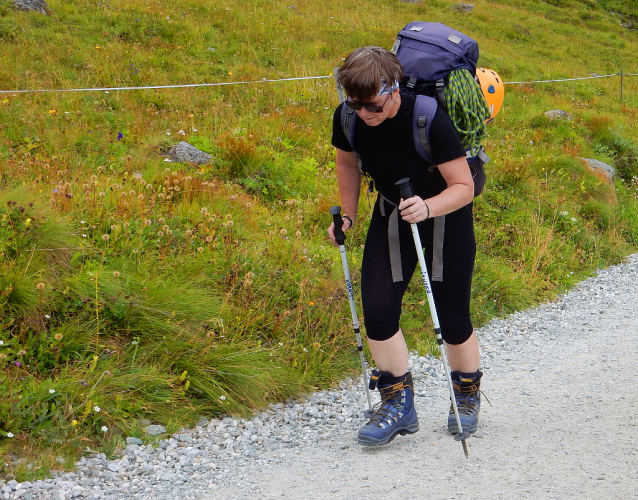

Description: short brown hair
[337,46,403,101]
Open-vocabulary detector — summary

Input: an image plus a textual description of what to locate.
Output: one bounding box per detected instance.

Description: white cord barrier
[0,73,635,95]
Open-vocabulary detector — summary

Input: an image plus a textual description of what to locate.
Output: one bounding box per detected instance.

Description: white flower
[101,426,108,432]
[219,395,226,401]
[6,432,14,438]
[178,130,186,136]
[94,406,101,413]
[49,389,55,394]
[45,315,50,319]
[0,340,4,345]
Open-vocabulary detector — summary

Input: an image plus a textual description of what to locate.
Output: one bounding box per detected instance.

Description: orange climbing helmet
[476,68,504,122]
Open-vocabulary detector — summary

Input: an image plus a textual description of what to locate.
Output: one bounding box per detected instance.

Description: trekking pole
[394,178,471,458]
[330,206,374,419]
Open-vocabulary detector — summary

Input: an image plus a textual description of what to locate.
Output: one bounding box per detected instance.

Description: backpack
[338,21,491,197]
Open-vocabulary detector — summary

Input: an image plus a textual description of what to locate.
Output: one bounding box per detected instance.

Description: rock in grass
[453,3,474,11]
[126,437,144,445]
[166,141,213,165]
[14,0,49,14]
[581,158,615,185]
[144,425,166,436]
[545,109,572,120]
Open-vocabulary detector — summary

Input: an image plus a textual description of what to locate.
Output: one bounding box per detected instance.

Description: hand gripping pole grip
[330,205,346,246]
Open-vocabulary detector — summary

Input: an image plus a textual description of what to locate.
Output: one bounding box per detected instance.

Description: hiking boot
[358,370,419,446]
[447,370,483,435]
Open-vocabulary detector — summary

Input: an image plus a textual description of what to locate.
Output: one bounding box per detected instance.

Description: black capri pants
[361,197,476,345]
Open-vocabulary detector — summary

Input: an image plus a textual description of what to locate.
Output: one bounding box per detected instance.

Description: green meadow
[1,0,637,479]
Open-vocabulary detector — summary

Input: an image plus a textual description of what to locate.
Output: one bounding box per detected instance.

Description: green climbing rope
[445,69,490,155]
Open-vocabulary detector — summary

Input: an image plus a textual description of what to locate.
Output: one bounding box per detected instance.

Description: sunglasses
[345,94,391,113]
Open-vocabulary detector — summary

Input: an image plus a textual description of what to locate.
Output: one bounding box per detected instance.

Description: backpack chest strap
[379,193,445,283]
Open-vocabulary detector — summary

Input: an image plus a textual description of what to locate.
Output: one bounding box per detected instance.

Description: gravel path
[3,254,638,499]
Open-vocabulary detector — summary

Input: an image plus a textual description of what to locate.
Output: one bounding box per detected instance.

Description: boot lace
[368,382,406,429]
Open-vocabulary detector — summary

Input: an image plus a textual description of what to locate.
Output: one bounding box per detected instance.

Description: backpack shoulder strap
[412,95,437,164]
[340,103,358,153]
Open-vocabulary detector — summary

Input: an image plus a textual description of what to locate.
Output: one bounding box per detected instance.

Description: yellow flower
[48,109,57,115]
[71,420,78,426]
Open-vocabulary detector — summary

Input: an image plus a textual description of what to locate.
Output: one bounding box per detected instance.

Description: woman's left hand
[399,195,430,223]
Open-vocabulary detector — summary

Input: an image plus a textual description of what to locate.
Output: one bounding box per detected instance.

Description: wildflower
[117,131,123,141]
[54,333,63,341]
[0,340,4,345]
[71,420,78,426]
[49,109,57,115]
[227,220,234,227]
[200,207,208,214]
[102,234,110,241]
[309,301,315,307]
[94,406,101,413]
[219,395,226,400]
[16,349,26,356]
[101,426,108,432]
[6,432,13,438]
[113,271,120,278]
[157,231,164,237]
[49,389,55,394]
[0,354,7,359]
[206,236,213,242]
[45,314,50,319]
[280,228,287,236]
[197,247,204,253]
[14,361,21,367]
[37,282,46,290]
[111,225,118,231]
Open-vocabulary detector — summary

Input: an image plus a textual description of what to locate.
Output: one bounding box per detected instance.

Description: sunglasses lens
[345,95,389,113]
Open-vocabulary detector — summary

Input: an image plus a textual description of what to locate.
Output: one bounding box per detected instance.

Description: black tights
[361,201,475,345]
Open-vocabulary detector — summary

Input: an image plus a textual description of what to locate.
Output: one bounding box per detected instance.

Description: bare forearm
[336,161,362,223]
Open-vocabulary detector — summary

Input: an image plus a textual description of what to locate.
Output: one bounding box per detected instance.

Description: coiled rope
[444,69,490,155]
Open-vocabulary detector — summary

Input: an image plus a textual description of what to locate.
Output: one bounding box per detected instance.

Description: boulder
[545,109,572,120]
[581,158,615,185]
[453,3,475,12]
[14,0,49,14]
[166,141,213,165]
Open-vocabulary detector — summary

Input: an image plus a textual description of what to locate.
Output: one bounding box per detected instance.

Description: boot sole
[448,422,478,435]
[357,422,419,447]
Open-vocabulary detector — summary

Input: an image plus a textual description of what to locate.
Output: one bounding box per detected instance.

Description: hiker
[327,46,483,446]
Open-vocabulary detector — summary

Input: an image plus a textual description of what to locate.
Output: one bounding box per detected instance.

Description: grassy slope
[0,0,637,479]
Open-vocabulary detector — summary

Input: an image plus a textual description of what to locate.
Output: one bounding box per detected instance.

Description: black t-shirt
[332,92,466,204]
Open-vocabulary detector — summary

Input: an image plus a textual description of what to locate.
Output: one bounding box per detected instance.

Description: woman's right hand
[327,217,353,247]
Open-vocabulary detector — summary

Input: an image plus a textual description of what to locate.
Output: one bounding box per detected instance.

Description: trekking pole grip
[395,177,414,200]
[330,206,346,246]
